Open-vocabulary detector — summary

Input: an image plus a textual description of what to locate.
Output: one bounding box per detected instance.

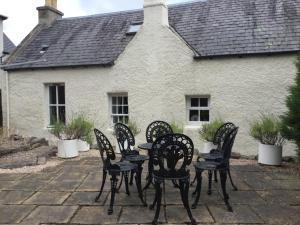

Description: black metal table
[138,143,153,190]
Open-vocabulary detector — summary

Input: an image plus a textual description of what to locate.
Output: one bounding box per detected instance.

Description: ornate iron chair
[192,127,239,212]
[143,120,173,190]
[192,122,238,192]
[94,128,137,214]
[146,120,173,143]
[151,133,196,225]
[114,123,148,206]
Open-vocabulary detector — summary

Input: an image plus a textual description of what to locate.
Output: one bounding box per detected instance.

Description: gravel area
[0,149,101,174]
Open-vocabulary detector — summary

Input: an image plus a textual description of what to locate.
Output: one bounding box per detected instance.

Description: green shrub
[127,120,141,137]
[281,53,300,162]
[49,120,76,140]
[170,121,183,134]
[250,114,284,146]
[71,114,94,145]
[199,119,224,142]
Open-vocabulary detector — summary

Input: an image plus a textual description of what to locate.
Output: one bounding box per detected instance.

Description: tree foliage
[281,53,300,162]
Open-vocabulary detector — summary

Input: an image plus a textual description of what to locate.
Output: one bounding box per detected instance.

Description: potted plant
[50,120,78,158]
[199,119,224,153]
[127,120,141,137]
[72,115,93,152]
[170,120,184,134]
[250,114,285,165]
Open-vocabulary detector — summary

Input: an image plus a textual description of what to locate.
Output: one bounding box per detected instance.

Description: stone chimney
[0,15,7,58]
[144,0,169,28]
[37,0,63,25]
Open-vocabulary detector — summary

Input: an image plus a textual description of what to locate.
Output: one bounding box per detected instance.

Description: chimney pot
[45,0,57,9]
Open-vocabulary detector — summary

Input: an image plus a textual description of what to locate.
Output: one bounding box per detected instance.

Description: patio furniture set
[94,121,239,225]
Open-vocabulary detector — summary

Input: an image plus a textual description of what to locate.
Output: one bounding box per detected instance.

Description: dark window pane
[113,116,118,123]
[49,86,56,104]
[191,98,199,107]
[124,106,128,114]
[123,97,128,105]
[118,97,123,105]
[112,106,117,114]
[200,98,208,107]
[58,106,66,124]
[124,116,129,124]
[112,97,117,105]
[49,106,57,125]
[200,110,209,121]
[118,106,123,114]
[189,110,199,121]
[58,86,65,104]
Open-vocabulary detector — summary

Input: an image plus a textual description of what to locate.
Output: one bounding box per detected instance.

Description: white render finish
[5,3,298,156]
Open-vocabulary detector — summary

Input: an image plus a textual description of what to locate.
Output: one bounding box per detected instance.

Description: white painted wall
[5,3,298,156]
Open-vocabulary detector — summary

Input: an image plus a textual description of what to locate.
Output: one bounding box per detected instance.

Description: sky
[0,0,193,45]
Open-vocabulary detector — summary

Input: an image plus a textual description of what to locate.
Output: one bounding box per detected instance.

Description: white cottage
[0,14,15,127]
[3,0,300,155]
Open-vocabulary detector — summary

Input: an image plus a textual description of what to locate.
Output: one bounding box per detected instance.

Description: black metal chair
[192,127,239,212]
[114,123,148,206]
[143,120,173,190]
[94,128,137,214]
[151,133,197,225]
[146,120,173,143]
[192,122,238,192]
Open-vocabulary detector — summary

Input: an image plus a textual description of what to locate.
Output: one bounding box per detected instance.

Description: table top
[138,143,153,150]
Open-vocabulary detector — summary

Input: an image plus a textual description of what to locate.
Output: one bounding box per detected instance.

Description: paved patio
[0,157,300,225]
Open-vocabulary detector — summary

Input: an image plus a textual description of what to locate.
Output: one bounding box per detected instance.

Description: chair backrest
[152,133,194,177]
[220,127,239,163]
[146,120,173,143]
[114,123,135,156]
[94,129,116,167]
[213,122,236,150]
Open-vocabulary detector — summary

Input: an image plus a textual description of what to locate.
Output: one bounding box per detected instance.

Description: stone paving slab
[22,206,78,224]
[64,191,109,205]
[166,205,214,223]
[119,206,166,224]
[0,205,35,224]
[71,206,121,224]
[208,204,263,224]
[23,191,71,205]
[0,190,34,204]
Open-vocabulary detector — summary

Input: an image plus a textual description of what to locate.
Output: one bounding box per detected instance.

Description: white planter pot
[258,143,282,166]
[57,139,79,158]
[77,140,90,152]
[202,141,218,154]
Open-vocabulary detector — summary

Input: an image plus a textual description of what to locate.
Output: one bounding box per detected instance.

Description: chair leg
[124,171,130,196]
[179,180,197,225]
[219,170,233,212]
[108,174,118,215]
[190,173,197,186]
[116,173,124,193]
[95,170,107,202]
[135,165,147,206]
[192,170,203,209]
[227,168,238,191]
[152,180,162,225]
[130,170,134,185]
[214,170,218,183]
[207,170,213,195]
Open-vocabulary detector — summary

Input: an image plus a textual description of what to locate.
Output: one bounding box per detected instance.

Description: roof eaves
[193,50,300,59]
[4,61,115,71]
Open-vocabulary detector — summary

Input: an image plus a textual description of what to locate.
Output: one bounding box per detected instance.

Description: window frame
[46,83,65,127]
[186,96,210,125]
[109,93,129,125]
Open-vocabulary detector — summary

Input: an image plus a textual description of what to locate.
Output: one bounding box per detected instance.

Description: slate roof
[5,0,300,70]
[3,33,16,54]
